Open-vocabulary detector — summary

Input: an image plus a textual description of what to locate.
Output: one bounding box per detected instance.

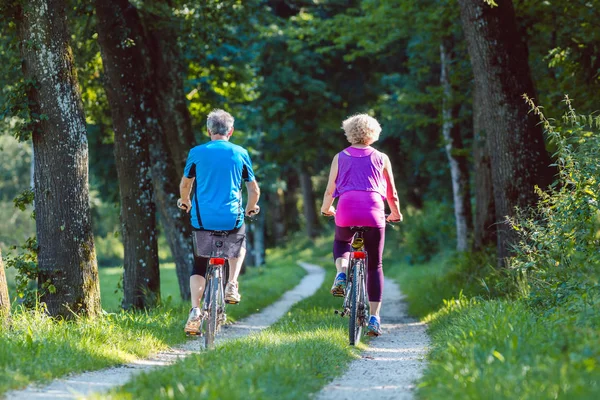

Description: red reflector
[352,251,366,259]
[209,258,226,265]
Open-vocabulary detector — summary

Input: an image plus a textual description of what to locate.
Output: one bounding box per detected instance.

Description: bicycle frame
[337,229,370,345]
[198,234,229,350]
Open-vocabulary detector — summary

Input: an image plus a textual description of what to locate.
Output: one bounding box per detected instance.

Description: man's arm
[178,177,194,212]
[245,180,260,216]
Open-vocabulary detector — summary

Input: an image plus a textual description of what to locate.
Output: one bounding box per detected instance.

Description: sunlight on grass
[0,256,304,396]
[100,266,365,400]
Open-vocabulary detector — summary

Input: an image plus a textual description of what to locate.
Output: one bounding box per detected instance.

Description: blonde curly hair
[342,114,381,145]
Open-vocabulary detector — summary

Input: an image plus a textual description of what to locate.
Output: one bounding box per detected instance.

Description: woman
[320,114,403,336]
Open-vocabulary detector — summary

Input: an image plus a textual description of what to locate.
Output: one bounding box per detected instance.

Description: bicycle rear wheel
[349,260,364,345]
[204,272,219,349]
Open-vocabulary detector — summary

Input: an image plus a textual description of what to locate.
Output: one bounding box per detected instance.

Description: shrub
[512,96,600,308]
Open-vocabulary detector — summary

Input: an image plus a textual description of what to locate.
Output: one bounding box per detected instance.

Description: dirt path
[316,278,430,400]
[4,262,325,400]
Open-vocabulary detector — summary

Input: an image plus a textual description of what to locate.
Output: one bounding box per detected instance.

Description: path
[316,278,430,400]
[4,262,325,400]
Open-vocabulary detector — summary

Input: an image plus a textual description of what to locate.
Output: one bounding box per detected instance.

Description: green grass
[386,251,600,399]
[99,267,362,400]
[0,256,305,395]
[99,263,183,311]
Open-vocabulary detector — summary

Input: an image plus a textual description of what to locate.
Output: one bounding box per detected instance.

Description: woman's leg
[333,225,354,273]
[364,227,385,317]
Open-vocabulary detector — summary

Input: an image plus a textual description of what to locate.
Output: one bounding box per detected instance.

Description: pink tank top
[334,146,386,227]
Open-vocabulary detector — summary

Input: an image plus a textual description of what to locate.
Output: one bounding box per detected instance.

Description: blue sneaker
[330,272,346,297]
[367,315,382,337]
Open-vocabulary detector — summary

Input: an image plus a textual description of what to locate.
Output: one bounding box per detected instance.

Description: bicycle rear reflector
[352,251,366,259]
[209,258,226,265]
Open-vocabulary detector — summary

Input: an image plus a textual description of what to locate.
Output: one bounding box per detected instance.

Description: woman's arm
[383,154,403,222]
[320,154,339,216]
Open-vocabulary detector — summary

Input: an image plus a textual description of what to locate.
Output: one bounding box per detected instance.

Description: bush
[397,201,455,264]
[512,97,600,308]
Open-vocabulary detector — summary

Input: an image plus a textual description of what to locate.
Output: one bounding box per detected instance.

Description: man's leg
[185,255,209,334]
[190,274,206,308]
[225,247,245,304]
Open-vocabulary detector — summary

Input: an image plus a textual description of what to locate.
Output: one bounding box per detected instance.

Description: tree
[440,42,473,251]
[96,0,160,309]
[457,0,555,264]
[472,86,496,251]
[15,0,101,317]
[0,248,9,317]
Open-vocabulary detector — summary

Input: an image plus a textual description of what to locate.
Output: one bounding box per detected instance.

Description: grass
[98,267,363,400]
[386,251,600,399]
[0,255,305,395]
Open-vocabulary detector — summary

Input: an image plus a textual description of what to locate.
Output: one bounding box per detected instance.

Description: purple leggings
[333,225,385,302]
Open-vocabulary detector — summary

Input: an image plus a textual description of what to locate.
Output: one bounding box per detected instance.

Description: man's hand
[245,204,260,217]
[387,211,403,223]
[177,198,191,213]
[321,205,336,216]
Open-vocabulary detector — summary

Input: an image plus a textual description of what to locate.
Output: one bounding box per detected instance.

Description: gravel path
[316,278,430,400]
[4,262,325,400]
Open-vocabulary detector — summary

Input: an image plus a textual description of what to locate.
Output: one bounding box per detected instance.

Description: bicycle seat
[349,226,371,233]
[209,230,230,237]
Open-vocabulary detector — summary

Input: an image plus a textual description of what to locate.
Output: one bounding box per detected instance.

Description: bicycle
[190,213,259,350]
[197,233,229,349]
[334,226,370,346]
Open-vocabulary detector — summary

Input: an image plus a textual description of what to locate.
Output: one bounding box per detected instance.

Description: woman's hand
[387,211,403,223]
[321,205,336,216]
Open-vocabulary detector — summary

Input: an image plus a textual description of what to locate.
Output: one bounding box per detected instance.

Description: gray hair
[206,109,235,136]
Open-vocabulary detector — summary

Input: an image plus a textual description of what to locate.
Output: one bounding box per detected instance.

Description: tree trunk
[283,171,301,234]
[142,7,194,301]
[253,211,266,266]
[96,0,160,309]
[143,3,195,176]
[472,86,496,251]
[299,169,320,238]
[0,249,10,317]
[17,0,101,318]
[457,0,555,265]
[266,186,286,246]
[440,43,473,252]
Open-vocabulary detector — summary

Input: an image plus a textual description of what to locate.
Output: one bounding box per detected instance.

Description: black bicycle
[335,227,370,345]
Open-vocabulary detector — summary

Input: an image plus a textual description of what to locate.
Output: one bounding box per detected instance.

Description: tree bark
[457,0,555,265]
[440,43,473,252]
[252,211,266,266]
[472,85,496,251]
[143,2,195,176]
[299,169,320,238]
[96,0,160,309]
[0,248,10,317]
[17,0,101,318]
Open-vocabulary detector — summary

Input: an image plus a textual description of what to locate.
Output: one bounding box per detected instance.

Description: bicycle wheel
[349,260,363,345]
[204,271,219,349]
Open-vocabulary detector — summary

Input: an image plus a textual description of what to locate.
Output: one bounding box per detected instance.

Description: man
[177,109,260,335]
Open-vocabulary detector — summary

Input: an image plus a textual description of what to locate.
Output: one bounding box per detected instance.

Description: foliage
[3,236,38,308]
[512,96,600,308]
[0,254,305,395]
[394,201,456,264]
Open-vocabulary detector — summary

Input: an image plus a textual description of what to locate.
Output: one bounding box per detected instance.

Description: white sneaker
[224,281,241,304]
[184,307,202,335]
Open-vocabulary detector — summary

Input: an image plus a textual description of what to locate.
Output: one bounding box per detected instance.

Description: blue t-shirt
[184,140,255,230]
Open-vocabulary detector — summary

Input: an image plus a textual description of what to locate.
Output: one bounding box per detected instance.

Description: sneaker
[225,281,241,304]
[367,315,382,337]
[184,307,202,335]
[330,272,347,297]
